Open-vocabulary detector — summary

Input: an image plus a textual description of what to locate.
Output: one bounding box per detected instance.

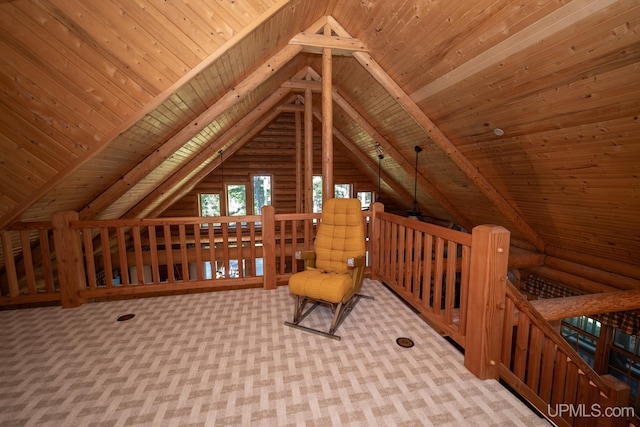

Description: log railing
[1,204,636,425]
[501,283,631,427]
[369,208,472,347]
[0,208,371,306]
[0,222,59,305]
[367,202,634,426]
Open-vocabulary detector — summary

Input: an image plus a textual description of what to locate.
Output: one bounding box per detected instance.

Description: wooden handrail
[504,282,613,397]
[530,289,640,321]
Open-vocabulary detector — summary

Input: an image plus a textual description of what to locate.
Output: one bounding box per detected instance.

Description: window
[226,184,247,227]
[252,175,272,215]
[357,191,373,209]
[312,176,323,213]
[608,330,640,409]
[334,183,351,198]
[561,316,601,368]
[200,193,221,227]
[226,184,247,216]
[200,193,221,217]
[559,315,640,413]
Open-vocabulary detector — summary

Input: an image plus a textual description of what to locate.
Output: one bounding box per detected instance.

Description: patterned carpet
[0,279,549,426]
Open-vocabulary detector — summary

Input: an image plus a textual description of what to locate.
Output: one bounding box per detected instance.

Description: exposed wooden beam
[530,289,640,322]
[281,79,323,92]
[295,98,303,214]
[304,86,314,213]
[326,16,546,252]
[125,88,294,218]
[0,0,298,229]
[331,89,474,231]
[78,15,333,220]
[289,33,368,56]
[146,108,284,219]
[526,265,620,294]
[313,109,415,210]
[279,103,306,112]
[321,23,333,202]
[410,0,620,103]
[80,44,305,220]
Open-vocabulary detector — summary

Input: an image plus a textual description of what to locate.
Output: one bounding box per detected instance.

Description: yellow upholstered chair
[285,198,372,340]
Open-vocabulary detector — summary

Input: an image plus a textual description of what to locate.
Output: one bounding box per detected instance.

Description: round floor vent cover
[396,337,414,348]
[117,313,135,322]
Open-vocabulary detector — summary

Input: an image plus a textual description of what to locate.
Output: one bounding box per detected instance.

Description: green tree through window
[253,175,272,215]
[200,194,220,217]
[226,184,246,216]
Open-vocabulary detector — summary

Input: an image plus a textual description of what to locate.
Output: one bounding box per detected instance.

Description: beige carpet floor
[0,279,549,426]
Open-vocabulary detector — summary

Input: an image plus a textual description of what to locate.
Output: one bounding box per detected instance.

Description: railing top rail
[70,215,262,228]
[8,221,54,231]
[377,211,472,246]
[274,212,322,221]
[505,282,613,395]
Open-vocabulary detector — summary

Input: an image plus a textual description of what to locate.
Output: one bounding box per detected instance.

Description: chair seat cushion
[288,269,352,304]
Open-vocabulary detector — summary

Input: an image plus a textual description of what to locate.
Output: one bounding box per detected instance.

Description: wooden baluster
[19,230,36,295]
[148,225,160,284]
[132,225,145,285]
[39,229,54,293]
[116,226,129,286]
[83,227,97,290]
[163,225,175,283]
[1,231,19,297]
[193,224,203,281]
[178,224,189,281]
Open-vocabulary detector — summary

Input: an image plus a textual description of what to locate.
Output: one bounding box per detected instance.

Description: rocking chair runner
[285,198,373,340]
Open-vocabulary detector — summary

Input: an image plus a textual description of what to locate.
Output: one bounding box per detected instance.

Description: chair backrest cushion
[314,198,366,274]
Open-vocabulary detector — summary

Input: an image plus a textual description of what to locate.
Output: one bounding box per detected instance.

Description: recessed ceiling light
[493,128,504,136]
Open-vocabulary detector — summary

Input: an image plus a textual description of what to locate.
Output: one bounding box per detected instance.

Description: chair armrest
[295,251,316,261]
[347,256,365,267]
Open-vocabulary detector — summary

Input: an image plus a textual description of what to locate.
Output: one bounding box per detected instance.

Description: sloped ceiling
[0,0,638,269]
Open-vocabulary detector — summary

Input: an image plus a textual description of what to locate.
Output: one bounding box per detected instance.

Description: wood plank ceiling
[0,0,638,270]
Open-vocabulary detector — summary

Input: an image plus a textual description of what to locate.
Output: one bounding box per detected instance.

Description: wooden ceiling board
[102,56,309,220]
[1,0,638,271]
[1,0,308,226]
[424,2,638,132]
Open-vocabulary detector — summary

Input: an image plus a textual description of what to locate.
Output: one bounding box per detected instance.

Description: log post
[52,211,86,308]
[304,88,313,213]
[369,202,384,281]
[465,225,511,379]
[295,105,302,213]
[321,24,333,201]
[262,205,276,290]
[598,374,631,427]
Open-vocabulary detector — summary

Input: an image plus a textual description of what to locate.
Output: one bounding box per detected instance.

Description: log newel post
[599,374,631,427]
[52,211,86,308]
[262,205,276,290]
[465,224,510,379]
[369,202,384,281]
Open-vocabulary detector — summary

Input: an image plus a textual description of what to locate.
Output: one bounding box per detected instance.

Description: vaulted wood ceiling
[0,0,638,269]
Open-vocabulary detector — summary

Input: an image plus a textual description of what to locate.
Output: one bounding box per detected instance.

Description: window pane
[227,185,246,216]
[312,176,322,213]
[609,350,631,372]
[253,175,272,215]
[334,183,351,198]
[582,317,601,337]
[200,193,220,217]
[614,330,636,353]
[357,191,372,209]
